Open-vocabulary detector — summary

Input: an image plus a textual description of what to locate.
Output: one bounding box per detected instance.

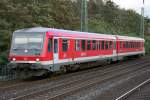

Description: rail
[115,78,150,100]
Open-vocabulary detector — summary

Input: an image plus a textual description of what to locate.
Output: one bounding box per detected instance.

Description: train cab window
[87,40,91,50]
[102,41,105,50]
[92,40,96,50]
[81,40,86,51]
[62,39,68,52]
[48,38,52,52]
[75,40,80,51]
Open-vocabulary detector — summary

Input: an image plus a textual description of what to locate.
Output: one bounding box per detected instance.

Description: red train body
[8,27,145,76]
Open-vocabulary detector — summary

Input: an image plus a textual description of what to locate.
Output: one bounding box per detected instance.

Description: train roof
[116,35,144,42]
[14,27,144,41]
[14,27,116,40]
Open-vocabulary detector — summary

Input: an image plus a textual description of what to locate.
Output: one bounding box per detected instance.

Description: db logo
[63,54,67,58]
[24,57,27,61]
[81,53,86,56]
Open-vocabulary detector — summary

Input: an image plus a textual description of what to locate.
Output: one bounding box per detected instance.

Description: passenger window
[99,41,101,50]
[120,41,122,48]
[97,41,99,50]
[92,40,96,50]
[87,40,91,50]
[127,42,129,48]
[75,40,80,51]
[102,41,105,50]
[125,42,127,48]
[128,42,130,48]
[114,41,116,49]
[81,40,86,51]
[123,42,125,48]
[109,41,113,49]
[105,41,109,50]
[48,38,52,52]
[131,42,133,48]
[62,39,68,52]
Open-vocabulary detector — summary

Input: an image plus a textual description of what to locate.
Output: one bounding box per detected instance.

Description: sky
[112,0,150,17]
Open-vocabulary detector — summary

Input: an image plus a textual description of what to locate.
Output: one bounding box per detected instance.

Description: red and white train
[8,27,145,76]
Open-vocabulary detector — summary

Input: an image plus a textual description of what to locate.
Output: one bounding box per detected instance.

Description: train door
[113,40,117,61]
[113,40,116,55]
[53,38,59,64]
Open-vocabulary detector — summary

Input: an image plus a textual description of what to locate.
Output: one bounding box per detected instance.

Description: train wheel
[107,59,112,64]
[59,66,67,74]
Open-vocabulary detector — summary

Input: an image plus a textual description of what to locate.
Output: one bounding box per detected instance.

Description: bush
[145,36,150,54]
[0,51,9,65]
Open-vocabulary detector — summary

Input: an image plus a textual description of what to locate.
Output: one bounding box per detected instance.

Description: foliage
[0,0,150,64]
[145,36,150,54]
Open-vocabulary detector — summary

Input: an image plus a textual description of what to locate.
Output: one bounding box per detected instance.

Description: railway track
[115,78,150,100]
[0,55,147,90]
[2,56,149,100]
[31,62,150,100]
[0,57,142,89]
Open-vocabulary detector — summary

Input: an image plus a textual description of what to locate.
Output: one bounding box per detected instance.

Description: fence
[0,65,16,81]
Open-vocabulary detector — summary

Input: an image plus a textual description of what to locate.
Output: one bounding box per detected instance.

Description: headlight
[13,58,16,61]
[36,58,40,62]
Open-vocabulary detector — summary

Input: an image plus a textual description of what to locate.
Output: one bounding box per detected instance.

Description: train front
[8,29,50,77]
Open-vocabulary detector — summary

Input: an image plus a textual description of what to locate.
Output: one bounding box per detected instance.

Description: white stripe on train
[11,50,144,65]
